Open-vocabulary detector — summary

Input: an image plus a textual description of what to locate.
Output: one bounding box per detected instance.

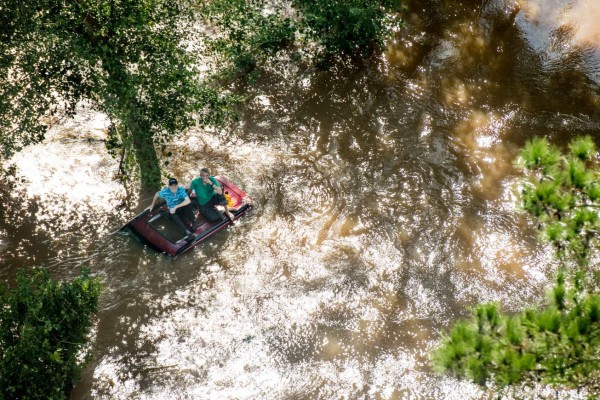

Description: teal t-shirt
[158,186,188,209]
[190,176,220,206]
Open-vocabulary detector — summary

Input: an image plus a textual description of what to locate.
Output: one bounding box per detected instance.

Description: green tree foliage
[433,136,600,395]
[293,0,405,58]
[1,0,234,189]
[519,136,600,264]
[200,0,296,82]
[3,0,405,187]
[433,271,600,395]
[199,0,405,81]
[0,268,101,399]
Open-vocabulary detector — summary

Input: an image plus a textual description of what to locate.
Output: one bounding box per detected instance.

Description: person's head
[200,167,210,179]
[168,177,178,192]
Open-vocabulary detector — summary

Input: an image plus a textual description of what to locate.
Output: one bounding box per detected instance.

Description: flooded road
[1,0,600,398]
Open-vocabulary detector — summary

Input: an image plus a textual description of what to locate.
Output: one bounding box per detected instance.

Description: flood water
[2,0,600,399]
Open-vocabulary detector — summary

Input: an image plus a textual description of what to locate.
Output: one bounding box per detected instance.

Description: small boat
[121,176,253,257]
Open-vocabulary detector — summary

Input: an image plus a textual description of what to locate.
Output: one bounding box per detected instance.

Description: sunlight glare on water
[517,0,600,82]
[2,0,600,399]
[0,107,130,272]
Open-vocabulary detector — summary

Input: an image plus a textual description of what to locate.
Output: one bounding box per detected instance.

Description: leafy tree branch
[1,0,235,189]
[433,270,600,395]
[518,136,600,265]
[0,268,101,400]
[434,136,600,396]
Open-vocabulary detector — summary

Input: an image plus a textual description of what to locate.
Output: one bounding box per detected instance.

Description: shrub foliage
[293,0,405,58]
[0,268,100,399]
[201,0,296,81]
[199,0,406,81]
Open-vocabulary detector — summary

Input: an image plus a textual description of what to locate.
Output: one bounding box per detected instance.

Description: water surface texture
[1,0,600,399]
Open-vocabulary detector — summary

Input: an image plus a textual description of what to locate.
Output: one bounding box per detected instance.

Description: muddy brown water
[1,0,600,398]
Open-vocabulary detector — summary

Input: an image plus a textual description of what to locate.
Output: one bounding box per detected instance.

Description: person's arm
[169,190,191,213]
[146,192,160,211]
[174,196,191,210]
[210,178,223,195]
[189,180,197,197]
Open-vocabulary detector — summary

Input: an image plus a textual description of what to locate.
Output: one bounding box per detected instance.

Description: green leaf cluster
[0,268,100,399]
[433,271,600,394]
[200,0,296,82]
[199,0,406,82]
[292,0,405,58]
[518,136,600,264]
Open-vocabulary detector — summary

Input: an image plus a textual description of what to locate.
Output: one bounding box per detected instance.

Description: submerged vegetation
[200,0,296,82]
[434,136,600,396]
[200,0,406,82]
[292,0,405,58]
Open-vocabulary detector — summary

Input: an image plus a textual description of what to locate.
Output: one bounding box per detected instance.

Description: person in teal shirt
[146,177,197,241]
[189,167,235,222]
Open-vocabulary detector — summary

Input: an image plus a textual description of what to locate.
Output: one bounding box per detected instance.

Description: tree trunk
[127,106,161,191]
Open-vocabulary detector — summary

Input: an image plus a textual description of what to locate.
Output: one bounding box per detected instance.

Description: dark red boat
[121,176,253,257]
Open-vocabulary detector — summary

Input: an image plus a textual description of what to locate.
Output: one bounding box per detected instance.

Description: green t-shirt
[190,176,220,206]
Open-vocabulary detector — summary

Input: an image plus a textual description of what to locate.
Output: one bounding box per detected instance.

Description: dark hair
[200,167,210,174]
[168,178,178,186]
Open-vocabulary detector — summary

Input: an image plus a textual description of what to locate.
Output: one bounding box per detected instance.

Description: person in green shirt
[189,167,235,222]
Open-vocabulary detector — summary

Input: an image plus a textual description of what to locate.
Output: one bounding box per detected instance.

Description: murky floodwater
[2,0,600,399]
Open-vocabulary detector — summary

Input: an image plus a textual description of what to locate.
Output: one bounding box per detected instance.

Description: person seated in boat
[146,177,198,240]
[189,167,236,222]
